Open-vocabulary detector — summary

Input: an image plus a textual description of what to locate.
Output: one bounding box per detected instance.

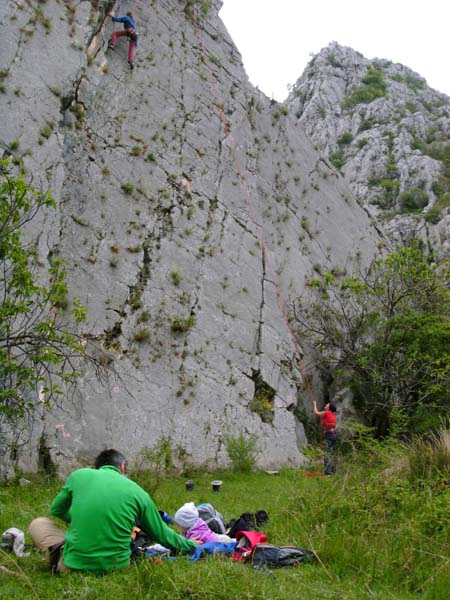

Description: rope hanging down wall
[189,6,319,409]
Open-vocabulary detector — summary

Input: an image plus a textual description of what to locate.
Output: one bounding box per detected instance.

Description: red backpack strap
[241,531,267,545]
[232,531,268,561]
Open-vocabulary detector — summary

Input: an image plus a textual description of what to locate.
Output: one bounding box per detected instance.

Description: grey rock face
[0,3,381,475]
[287,42,450,259]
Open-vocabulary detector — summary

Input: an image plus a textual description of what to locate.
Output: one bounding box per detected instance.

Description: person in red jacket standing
[313,400,337,475]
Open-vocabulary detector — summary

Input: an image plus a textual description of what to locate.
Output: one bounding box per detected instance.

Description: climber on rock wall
[108,10,138,70]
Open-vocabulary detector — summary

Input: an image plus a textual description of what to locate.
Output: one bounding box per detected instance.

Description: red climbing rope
[190,8,319,410]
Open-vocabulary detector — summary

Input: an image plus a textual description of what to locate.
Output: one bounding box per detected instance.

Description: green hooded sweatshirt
[50,465,195,572]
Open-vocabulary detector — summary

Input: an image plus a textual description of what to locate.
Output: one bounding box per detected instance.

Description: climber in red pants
[108,11,138,70]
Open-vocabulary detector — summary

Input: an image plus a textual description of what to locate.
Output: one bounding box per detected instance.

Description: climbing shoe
[108,39,114,50]
[128,61,134,70]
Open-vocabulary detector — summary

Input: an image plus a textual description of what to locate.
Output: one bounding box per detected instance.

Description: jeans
[324,433,337,475]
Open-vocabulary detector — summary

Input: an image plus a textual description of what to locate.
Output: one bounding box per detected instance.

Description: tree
[0,159,88,448]
[291,244,450,436]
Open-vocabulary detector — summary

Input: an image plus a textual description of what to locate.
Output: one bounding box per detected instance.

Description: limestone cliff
[286,42,450,259]
[0,1,381,474]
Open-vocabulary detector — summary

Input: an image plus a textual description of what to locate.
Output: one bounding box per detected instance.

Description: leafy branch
[291,244,450,436]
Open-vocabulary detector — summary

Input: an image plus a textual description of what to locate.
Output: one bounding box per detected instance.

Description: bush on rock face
[399,187,429,212]
[344,66,387,108]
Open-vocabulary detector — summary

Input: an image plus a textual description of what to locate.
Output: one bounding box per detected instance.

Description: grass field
[1,441,449,599]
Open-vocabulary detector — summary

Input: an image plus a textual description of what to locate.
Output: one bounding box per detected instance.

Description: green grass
[1,443,449,599]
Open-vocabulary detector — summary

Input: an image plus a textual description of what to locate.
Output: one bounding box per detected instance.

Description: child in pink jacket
[174,503,233,544]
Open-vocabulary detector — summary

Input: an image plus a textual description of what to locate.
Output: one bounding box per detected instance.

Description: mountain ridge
[286,41,450,258]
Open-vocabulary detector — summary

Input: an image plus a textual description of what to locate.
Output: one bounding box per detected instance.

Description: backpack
[228,510,269,538]
[231,530,268,561]
[251,544,317,569]
[197,503,226,534]
[130,527,153,561]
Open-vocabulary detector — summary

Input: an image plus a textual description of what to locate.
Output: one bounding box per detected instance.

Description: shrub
[225,433,258,472]
[404,102,418,113]
[137,310,150,324]
[209,54,222,68]
[373,178,400,208]
[133,328,150,343]
[329,149,345,170]
[171,315,196,333]
[130,439,174,494]
[325,51,341,68]
[40,124,53,139]
[121,183,134,195]
[358,117,374,132]
[184,0,211,19]
[171,271,182,286]
[424,192,450,224]
[407,430,450,484]
[344,66,387,108]
[404,74,425,92]
[337,131,353,146]
[250,375,275,424]
[399,187,429,211]
[70,103,85,121]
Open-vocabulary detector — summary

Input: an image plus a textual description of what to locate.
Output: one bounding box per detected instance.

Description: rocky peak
[287,42,450,258]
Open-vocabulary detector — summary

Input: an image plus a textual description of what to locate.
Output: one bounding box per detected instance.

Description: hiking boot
[255,510,269,527]
[128,61,134,70]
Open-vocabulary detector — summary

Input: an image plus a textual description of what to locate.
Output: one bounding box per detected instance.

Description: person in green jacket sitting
[28,449,196,573]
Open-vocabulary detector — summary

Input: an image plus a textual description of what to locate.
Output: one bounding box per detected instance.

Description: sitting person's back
[28,449,196,573]
[51,464,149,571]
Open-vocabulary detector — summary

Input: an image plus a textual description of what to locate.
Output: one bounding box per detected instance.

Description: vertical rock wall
[0,1,381,474]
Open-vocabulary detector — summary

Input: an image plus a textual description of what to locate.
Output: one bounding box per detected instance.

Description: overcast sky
[219,0,450,101]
